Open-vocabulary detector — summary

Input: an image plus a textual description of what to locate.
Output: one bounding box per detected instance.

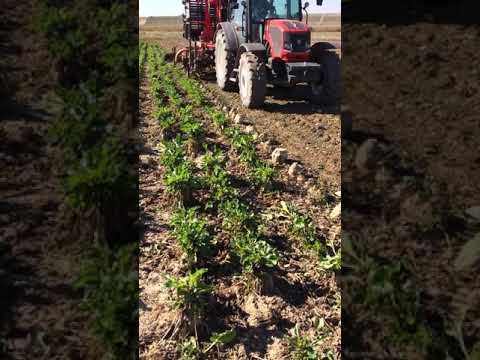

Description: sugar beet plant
[165,268,214,340]
[170,207,213,267]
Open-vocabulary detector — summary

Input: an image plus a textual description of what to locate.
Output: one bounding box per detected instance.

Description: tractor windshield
[251,0,302,24]
[265,0,302,20]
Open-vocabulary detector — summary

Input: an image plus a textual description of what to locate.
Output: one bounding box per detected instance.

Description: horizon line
[140,12,341,16]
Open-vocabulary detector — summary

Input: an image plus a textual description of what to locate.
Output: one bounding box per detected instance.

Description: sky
[140,0,341,17]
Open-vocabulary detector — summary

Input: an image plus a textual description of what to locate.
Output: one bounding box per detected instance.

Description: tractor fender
[216,22,240,51]
[310,42,337,61]
[235,43,267,68]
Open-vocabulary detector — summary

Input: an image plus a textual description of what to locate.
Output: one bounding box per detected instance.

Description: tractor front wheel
[310,45,341,106]
[238,52,266,108]
[215,30,236,91]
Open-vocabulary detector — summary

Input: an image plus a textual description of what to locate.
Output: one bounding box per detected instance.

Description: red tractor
[176,0,340,108]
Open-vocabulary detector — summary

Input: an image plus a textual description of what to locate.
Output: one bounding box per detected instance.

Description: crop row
[37,3,138,359]
[144,43,339,358]
[146,45,279,277]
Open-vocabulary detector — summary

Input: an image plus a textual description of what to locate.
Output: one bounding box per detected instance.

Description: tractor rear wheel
[311,46,341,106]
[215,30,236,91]
[238,52,266,108]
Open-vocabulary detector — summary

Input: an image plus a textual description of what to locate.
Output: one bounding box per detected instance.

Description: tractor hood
[267,19,310,32]
[266,19,310,33]
[264,20,312,62]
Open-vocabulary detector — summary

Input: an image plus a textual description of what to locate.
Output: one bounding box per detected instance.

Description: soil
[139,59,341,359]
[0,0,95,358]
[341,20,480,357]
[343,22,480,210]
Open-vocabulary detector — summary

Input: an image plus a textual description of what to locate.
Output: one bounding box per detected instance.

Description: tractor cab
[230,0,306,43]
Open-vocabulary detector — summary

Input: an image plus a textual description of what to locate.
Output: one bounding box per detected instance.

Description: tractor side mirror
[317,0,323,5]
[303,2,310,10]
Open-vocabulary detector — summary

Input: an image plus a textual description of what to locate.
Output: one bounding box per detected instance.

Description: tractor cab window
[231,1,244,25]
[265,0,302,20]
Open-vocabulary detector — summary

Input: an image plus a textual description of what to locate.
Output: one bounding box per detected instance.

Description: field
[139,13,341,360]
[140,14,341,47]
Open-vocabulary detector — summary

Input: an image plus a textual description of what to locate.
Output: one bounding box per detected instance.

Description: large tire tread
[311,46,341,106]
[215,30,236,92]
[239,52,266,108]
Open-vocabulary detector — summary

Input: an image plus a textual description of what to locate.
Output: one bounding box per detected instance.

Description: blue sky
[140,0,341,16]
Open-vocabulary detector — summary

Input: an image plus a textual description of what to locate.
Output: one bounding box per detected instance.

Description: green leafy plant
[287,319,335,360]
[165,268,213,317]
[319,238,341,272]
[179,106,203,140]
[204,329,236,353]
[208,108,228,128]
[231,230,278,273]
[231,131,258,165]
[251,163,276,188]
[154,105,176,130]
[74,244,138,360]
[164,161,198,205]
[220,199,255,235]
[65,136,132,209]
[287,324,318,360]
[161,136,186,170]
[281,202,325,254]
[177,330,236,359]
[170,207,212,266]
[178,337,201,360]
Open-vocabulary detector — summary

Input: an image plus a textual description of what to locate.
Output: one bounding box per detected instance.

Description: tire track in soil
[203,81,341,192]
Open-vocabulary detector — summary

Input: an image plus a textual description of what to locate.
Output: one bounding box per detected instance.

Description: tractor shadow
[202,78,339,115]
[264,84,340,115]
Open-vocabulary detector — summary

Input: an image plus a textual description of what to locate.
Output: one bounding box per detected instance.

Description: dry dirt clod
[259,140,273,153]
[194,155,205,169]
[354,138,378,171]
[296,174,306,184]
[233,114,243,124]
[271,148,288,165]
[244,125,256,135]
[288,162,300,177]
[330,203,341,219]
